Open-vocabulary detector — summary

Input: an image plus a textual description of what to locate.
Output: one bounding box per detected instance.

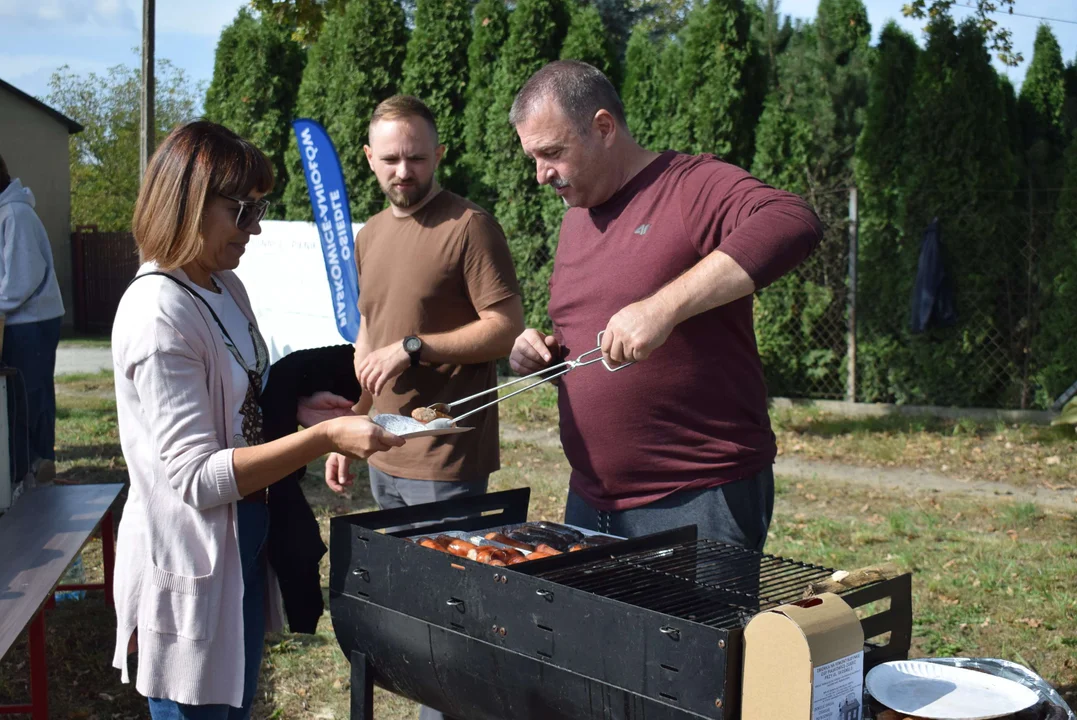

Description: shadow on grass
[58,444,125,463]
[0,594,147,716]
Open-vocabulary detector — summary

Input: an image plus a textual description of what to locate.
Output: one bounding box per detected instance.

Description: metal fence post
[846,187,858,403]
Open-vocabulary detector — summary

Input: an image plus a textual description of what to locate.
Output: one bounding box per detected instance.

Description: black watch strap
[404,336,422,368]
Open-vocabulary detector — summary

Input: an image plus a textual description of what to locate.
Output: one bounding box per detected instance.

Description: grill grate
[537,540,837,629]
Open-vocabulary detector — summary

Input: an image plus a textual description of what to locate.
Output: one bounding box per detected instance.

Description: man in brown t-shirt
[324,96,522,533]
[509,62,823,551]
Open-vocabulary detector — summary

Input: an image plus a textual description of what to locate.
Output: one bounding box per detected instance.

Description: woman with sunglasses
[109,121,404,719]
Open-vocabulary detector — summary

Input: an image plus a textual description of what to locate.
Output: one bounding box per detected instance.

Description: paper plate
[866,660,1039,720]
[371,414,474,439]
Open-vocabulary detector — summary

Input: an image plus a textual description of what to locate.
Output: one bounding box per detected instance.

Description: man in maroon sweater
[508,60,823,550]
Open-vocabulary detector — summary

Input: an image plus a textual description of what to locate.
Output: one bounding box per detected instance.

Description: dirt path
[501,428,1077,511]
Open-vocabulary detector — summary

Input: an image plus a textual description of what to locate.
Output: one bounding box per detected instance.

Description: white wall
[234,220,363,363]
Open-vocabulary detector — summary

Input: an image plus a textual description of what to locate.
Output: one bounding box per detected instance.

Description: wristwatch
[403,335,423,368]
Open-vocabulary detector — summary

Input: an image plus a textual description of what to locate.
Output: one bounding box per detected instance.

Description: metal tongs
[423,331,634,428]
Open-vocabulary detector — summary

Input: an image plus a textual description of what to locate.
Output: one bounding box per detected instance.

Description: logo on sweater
[634,224,651,236]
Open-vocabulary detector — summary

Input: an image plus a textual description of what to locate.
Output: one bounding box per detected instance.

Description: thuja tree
[282,0,407,221]
[1033,134,1077,406]
[560,2,617,81]
[750,0,871,397]
[204,8,305,218]
[868,19,1018,406]
[483,0,570,328]
[621,24,662,149]
[671,0,765,168]
[402,0,472,196]
[852,22,920,402]
[463,0,510,210]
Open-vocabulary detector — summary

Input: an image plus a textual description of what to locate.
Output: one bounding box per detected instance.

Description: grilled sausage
[447,539,480,557]
[500,547,525,561]
[506,554,530,565]
[534,544,562,556]
[484,532,535,551]
[524,551,556,561]
[532,522,585,542]
[411,407,439,423]
[581,535,619,546]
[508,529,570,551]
[419,538,451,553]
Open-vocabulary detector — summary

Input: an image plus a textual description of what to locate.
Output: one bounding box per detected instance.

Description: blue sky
[1,0,1075,110]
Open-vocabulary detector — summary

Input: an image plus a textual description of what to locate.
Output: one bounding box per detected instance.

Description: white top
[191,279,267,448]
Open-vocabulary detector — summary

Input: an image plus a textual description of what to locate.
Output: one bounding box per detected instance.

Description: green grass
[1,375,1073,718]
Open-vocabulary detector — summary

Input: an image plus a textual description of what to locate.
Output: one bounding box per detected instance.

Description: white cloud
[0,0,137,35]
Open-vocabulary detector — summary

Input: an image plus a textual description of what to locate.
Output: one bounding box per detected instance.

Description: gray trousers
[563,466,775,550]
[367,466,488,720]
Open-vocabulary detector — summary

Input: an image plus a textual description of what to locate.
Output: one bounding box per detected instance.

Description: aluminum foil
[919,658,1074,720]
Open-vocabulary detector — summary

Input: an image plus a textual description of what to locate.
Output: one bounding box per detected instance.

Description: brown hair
[368,95,439,143]
[132,121,273,269]
[510,60,627,136]
[0,153,10,194]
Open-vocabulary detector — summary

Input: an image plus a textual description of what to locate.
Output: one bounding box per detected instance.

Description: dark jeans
[564,466,776,551]
[368,466,487,720]
[147,501,270,719]
[3,317,62,484]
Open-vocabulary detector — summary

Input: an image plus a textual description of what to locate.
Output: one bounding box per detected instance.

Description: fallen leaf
[861,503,870,513]
[1007,529,1019,541]
[1014,618,1043,628]
[943,559,957,569]
[1046,456,1061,466]
[805,493,818,501]
[981,617,991,627]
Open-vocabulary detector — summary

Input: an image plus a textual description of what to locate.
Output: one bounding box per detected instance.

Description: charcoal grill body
[329,489,912,720]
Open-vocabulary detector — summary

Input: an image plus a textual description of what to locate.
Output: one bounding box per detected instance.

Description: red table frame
[0,509,115,720]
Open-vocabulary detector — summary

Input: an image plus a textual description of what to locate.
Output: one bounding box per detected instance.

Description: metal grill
[331,489,914,720]
[538,540,837,629]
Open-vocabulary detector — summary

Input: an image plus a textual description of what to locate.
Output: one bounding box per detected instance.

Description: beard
[383,176,434,208]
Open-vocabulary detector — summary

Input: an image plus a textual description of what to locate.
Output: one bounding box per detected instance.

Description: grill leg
[350,650,374,720]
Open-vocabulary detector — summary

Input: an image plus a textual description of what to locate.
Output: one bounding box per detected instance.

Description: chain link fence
[754,187,1076,410]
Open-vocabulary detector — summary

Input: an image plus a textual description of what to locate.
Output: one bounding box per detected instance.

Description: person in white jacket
[0,153,66,488]
[111,121,406,719]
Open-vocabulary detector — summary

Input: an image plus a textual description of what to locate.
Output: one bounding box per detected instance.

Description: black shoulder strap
[129,270,239,349]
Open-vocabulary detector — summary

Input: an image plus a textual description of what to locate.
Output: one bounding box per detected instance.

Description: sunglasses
[220,193,270,231]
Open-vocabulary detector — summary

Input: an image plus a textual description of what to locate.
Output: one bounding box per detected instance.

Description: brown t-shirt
[549,152,823,510]
[357,190,520,480]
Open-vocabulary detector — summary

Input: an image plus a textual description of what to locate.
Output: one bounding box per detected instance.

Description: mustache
[551,178,569,189]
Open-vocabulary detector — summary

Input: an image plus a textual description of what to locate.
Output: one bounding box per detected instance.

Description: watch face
[405,337,421,353]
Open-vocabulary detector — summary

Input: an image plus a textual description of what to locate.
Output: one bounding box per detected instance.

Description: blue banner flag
[291,118,360,343]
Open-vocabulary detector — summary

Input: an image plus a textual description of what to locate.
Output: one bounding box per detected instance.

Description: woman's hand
[297,391,358,428]
[326,415,405,459]
[325,452,353,493]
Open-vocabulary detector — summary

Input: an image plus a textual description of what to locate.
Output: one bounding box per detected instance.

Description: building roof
[0,78,84,134]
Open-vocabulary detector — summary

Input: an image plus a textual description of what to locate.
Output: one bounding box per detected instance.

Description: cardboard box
[742,592,866,720]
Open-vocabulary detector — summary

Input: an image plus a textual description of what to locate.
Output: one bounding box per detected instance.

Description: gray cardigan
[110,264,283,707]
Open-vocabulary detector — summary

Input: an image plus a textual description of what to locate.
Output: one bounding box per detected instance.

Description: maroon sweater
[548,151,823,511]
